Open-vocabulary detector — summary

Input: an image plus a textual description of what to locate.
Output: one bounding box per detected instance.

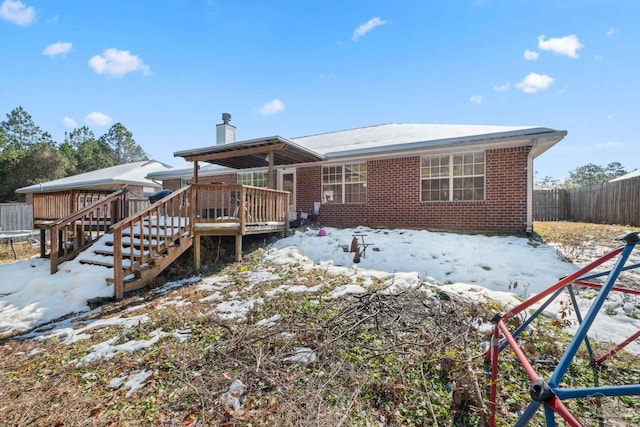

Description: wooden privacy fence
[535,176,640,226]
[0,203,33,231]
[534,189,567,221]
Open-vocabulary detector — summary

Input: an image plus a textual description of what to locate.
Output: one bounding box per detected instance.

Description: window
[322,163,367,203]
[180,178,192,187]
[237,171,268,187]
[421,152,485,201]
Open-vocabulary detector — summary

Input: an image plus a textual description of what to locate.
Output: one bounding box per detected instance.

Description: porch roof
[174,136,325,169]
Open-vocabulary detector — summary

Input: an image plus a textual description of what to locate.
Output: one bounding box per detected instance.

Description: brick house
[150,115,566,234]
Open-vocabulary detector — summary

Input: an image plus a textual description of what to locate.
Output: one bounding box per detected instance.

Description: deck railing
[191,183,289,233]
[49,189,129,274]
[33,189,113,225]
[110,186,192,299]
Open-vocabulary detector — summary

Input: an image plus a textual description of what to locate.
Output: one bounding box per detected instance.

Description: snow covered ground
[2,226,640,354]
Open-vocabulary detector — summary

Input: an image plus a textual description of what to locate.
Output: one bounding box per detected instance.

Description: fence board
[0,203,33,231]
[534,176,640,226]
[534,189,566,221]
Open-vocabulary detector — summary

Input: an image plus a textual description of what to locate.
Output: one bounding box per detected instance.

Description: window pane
[322,184,342,203]
[345,183,366,203]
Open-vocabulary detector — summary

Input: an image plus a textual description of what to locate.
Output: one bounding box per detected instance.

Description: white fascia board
[319,136,539,165]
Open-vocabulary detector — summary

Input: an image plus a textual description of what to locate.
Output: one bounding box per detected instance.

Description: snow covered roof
[609,169,640,182]
[290,123,566,159]
[16,160,173,194]
[146,163,233,181]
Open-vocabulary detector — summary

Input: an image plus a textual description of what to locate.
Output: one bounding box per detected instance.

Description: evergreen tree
[1,106,43,150]
[564,162,627,188]
[64,126,114,173]
[99,123,148,165]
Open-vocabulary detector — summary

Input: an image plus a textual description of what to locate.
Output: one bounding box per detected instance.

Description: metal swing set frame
[485,231,640,426]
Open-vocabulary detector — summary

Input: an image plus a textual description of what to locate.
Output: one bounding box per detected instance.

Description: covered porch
[175,135,325,267]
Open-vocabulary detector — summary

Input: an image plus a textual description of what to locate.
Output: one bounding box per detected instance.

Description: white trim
[278,168,297,211]
[420,151,486,202]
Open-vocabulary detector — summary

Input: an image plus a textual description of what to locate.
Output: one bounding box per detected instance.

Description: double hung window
[322,163,367,203]
[421,152,485,201]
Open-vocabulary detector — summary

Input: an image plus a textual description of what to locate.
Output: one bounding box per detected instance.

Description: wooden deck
[190,183,289,269]
[34,184,289,299]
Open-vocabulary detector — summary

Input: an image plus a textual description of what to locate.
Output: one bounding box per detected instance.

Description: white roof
[17,160,173,193]
[609,169,640,182]
[291,123,559,158]
[146,163,232,180]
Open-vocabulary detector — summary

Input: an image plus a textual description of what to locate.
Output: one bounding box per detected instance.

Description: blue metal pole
[515,401,542,427]
[549,243,636,388]
[555,384,640,400]
[500,287,565,353]
[544,405,557,427]
[566,284,596,362]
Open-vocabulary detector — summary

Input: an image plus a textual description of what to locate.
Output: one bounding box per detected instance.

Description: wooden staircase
[45,183,289,300]
[79,217,193,298]
[49,186,194,300]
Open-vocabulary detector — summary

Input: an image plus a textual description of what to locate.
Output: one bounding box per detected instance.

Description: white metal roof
[609,169,640,182]
[17,160,173,193]
[290,123,561,158]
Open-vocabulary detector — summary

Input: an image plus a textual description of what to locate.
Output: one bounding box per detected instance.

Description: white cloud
[523,49,539,61]
[606,27,618,36]
[259,99,285,115]
[0,0,35,26]
[470,95,483,105]
[42,42,72,57]
[88,48,151,77]
[84,112,113,127]
[537,34,583,58]
[352,17,388,41]
[516,72,554,94]
[594,141,623,149]
[62,117,77,129]
[493,82,510,92]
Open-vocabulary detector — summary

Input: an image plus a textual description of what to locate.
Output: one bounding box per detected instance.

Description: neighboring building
[17,160,173,202]
[609,169,640,183]
[148,115,567,234]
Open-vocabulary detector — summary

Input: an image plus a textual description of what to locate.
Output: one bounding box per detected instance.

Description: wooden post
[113,229,123,300]
[193,160,199,184]
[39,228,46,258]
[235,234,242,262]
[267,151,275,189]
[50,227,59,274]
[194,233,201,270]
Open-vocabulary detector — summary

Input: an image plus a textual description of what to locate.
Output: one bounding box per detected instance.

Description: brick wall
[160,146,530,234]
[315,147,530,234]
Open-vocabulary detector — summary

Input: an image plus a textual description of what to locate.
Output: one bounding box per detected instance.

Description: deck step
[80,258,115,268]
[94,248,150,258]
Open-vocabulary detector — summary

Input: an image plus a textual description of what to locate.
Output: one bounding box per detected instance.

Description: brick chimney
[216,113,236,145]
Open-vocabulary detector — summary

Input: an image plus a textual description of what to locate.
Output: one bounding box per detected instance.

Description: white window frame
[237,171,268,187]
[322,163,367,204]
[421,151,485,202]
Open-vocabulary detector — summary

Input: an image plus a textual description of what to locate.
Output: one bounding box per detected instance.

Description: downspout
[526,138,538,235]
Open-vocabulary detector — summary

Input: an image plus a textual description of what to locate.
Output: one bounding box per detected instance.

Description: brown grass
[1,224,639,426]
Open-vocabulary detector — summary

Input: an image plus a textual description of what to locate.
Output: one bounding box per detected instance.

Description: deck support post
[194,233,201,270]
[39,228,47,258]
[235,234,242,262]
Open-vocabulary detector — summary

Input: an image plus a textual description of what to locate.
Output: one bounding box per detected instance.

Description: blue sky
[1,0,638,180]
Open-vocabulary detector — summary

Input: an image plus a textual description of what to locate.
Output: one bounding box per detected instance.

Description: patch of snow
[283,347,317,364]
[329,284,367,299]
[75,328,163,365]
[109,369,153,397]
[213,297,264,322]
[256,314,281,328]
